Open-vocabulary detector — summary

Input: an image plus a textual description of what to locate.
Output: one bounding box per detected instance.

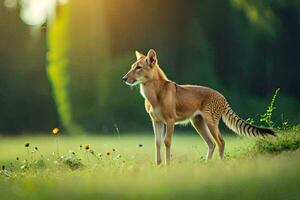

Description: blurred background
[0,0,299,135]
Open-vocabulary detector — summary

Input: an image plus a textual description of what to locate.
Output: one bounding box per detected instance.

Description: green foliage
[20,159,46,170]
[61,156,84,170]
[277,120,294,131]
[230,0,277,35]
[245,118,254,125]
[47,3,82,134]
[245,88,299,131]
[254,130,300,153]
[260,88,280,128]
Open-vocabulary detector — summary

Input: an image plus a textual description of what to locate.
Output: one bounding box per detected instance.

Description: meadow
[1,1,299,199]
[1,131,300,200]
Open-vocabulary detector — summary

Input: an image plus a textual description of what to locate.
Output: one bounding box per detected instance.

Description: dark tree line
[0,0,299,134]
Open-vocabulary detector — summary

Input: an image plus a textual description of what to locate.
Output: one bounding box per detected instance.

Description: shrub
[254,130,300,153]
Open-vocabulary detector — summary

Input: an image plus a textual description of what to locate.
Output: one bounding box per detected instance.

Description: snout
[122,72,138,86]
[122,75,128,82]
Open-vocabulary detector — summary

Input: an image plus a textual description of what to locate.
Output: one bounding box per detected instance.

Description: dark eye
[136,66,142,70]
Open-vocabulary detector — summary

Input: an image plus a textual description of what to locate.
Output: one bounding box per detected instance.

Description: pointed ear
[146,49,157,66]
[135,50,145,60]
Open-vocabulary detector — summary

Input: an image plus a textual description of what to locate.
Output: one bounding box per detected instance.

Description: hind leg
[191,116,215,160]
[206,121,225,159]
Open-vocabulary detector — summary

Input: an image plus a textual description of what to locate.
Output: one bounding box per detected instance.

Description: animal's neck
[140,65,169,107]
[155,65,168,81]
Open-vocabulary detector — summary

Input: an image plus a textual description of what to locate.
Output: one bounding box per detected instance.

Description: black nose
[122,76,128,82]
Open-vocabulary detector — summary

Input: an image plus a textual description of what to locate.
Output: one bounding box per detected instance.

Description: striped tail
[222,106,276,137]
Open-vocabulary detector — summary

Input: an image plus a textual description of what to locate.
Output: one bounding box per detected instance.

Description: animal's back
[176,84,227,108]
[174,84,228,122]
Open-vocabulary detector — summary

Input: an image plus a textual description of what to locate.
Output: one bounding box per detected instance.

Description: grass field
[0,132,300,200]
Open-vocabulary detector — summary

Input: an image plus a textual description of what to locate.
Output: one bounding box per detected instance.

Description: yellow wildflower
[84,144,90,150]
[52,128,60,135]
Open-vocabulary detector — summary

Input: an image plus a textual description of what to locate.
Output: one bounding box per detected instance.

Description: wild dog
[122,49,275,165]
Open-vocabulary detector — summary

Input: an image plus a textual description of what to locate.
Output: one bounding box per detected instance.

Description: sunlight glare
[19,0,69,26]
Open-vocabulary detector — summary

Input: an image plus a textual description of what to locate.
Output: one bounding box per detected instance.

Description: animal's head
[122,49,158,86]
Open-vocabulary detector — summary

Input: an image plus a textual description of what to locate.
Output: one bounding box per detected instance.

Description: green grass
[0,132,300,200]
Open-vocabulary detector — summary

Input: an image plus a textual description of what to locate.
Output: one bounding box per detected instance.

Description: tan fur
[122,49,275,165]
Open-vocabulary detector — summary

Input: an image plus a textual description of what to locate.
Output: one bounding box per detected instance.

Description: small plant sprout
[260,88,280,128]
[83,144,90,164]
[34,146,44,159]
[69,150,76,156]
[25,143,30,161]
[52,127,60,157]
[31,149,36,161]
[88,150,101,161]
[246,118,254,125]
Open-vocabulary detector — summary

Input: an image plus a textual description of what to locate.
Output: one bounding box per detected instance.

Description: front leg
[152,120,164,165]
[164,119,175,165]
